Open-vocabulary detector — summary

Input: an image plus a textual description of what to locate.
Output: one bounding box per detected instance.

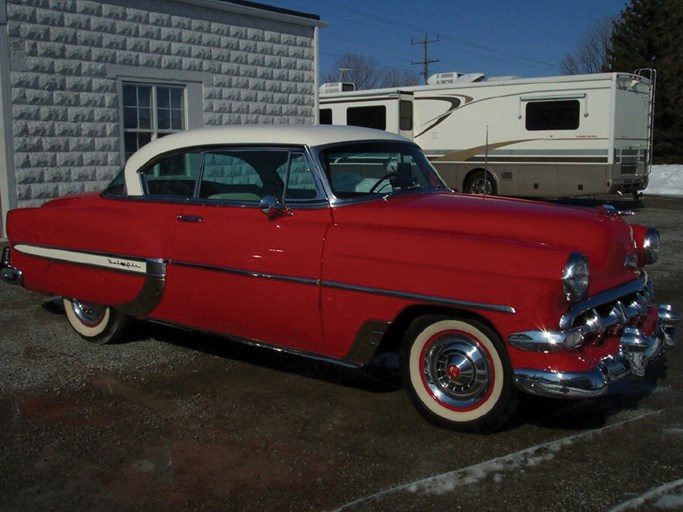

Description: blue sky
[273,0,630,80]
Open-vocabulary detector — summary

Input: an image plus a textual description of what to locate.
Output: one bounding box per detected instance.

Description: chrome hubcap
[71,300,106,327]
[423,334,492,409]
[469,177,493,195]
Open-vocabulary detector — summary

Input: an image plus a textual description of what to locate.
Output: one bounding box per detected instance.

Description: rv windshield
[319,142,446,199]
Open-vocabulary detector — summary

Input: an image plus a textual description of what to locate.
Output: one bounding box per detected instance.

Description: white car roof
[124,125,410,196]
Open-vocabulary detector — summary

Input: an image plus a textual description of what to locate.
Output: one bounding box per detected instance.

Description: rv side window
[525,100,580,131]
[399,100,413,131]
[320,109,332,125]
[347,106,387,130]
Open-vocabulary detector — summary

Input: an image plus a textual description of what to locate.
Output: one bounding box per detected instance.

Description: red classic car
[1,125,679,432]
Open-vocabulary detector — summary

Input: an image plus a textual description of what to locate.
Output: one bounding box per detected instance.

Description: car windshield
[319,142,447,199]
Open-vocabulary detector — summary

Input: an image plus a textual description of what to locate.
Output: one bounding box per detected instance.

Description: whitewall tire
[401,315,517,432]
[63,297,129,344]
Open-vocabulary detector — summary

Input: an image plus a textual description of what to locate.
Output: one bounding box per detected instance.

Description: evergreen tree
[608,0,683,163]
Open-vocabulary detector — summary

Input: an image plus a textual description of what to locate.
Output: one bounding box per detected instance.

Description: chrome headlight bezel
[563,252,590,302]
[643,227,660,265]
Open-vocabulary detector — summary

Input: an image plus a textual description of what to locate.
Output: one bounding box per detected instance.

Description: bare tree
[323,53,419,89]
[561,16,615,75]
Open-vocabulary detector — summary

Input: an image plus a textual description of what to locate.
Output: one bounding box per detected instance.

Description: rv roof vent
[486,75,522,82]
[427,72,460,85]
[455,73,486,83]
[319,82,355,94]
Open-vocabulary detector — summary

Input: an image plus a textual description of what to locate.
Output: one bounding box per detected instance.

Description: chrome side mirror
[259,195,280,217]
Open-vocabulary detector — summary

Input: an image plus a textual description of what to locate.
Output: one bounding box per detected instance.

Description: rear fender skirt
[13,244,166,317]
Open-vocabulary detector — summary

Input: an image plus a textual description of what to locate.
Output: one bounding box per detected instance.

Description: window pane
[171,88,183,109]
[347,106,386,130]
[138,106,151,130]
[143,151,202,196]
[157,88,170,109]
[124,106,138,129]
[171,110,183,130]
[124,132,151,161]
[277,152,318,200]
[525,100,580,131]
[158,108,170,130]
[138,86,151,108]
[123,85,137,107]
[199,150,291,201]
[319,109,332,124]
[399,100,413,131]
[322,142,444,198]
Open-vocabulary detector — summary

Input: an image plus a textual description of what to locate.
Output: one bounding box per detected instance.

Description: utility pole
[411,33,439,85]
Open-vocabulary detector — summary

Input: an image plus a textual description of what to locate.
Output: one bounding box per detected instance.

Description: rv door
[399,93,414,139]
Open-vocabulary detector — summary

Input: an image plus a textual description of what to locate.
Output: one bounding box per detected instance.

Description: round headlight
[643,227,660,264]
[563,252,590,302]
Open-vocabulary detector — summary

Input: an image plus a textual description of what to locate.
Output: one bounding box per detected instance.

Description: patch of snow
[655,493,683,510]
[644,165,683,197]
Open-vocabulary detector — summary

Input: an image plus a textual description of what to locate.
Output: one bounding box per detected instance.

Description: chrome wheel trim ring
[422,334,493,410]
[71,299,107,327]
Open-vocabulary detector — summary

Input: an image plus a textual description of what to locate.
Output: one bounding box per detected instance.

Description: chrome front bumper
[1,246,23,285]
[514,305,679,398]
[510,274,679,399]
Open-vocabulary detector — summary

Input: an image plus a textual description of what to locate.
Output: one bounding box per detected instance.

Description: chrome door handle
[176,215,205,223]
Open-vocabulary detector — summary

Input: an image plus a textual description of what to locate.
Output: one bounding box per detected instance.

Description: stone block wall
[6,0,317,207]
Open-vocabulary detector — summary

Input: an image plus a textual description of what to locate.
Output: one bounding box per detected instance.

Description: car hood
[330,191,639,293]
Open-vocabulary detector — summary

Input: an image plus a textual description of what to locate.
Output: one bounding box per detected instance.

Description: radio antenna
[484,125,489,197]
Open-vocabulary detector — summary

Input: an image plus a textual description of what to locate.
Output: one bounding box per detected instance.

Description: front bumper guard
[514,303,679,399]
[1,246,23,285]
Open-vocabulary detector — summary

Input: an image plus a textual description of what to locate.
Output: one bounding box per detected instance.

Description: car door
[160,147,332,352]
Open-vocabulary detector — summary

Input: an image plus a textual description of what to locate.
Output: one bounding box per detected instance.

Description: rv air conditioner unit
[428,72,486,85]
[319,82,355,94]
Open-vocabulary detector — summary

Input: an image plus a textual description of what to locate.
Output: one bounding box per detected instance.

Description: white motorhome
[319,70,655,198]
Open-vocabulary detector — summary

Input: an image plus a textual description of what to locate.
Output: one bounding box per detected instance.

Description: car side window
[141,151,202,197]
[199,150,289,202]
[276,152,319,201]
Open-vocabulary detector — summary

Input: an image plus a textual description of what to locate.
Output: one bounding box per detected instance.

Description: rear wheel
[63,298,129,344]
[400,315,517,432]
[464,170,497,195]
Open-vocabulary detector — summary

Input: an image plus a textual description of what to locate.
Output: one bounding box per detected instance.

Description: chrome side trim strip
[14,243,149,275]
[321,280,516,314]
[171,261,515,314]
[114,258,166,317]
[12,244,515,316]
[170,260,320,286]
[11,243,166,317]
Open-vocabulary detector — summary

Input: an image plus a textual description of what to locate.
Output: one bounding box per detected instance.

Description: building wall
[4,0,318,209]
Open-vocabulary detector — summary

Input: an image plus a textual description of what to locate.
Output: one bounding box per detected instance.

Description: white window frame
[122,82,188,160]
[108,65,210,164]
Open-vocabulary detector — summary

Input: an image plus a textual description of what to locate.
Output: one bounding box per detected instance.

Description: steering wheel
[369,172,396,193]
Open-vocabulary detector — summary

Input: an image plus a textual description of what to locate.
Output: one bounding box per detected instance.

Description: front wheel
[464,170,497,195]
[400,315,517,432]
[63,298,129,344]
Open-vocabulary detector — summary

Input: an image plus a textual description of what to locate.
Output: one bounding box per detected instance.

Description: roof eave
[169,0,327,28]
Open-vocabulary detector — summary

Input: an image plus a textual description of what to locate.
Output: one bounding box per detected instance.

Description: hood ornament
[597,204,635,218]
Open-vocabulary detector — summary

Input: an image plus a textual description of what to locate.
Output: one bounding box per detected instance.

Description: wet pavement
[1,195,682,511]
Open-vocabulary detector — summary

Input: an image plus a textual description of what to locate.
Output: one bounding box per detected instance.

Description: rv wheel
[464,170,497,195]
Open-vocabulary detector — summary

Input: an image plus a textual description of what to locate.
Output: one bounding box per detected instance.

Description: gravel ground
[0,280,198,394]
